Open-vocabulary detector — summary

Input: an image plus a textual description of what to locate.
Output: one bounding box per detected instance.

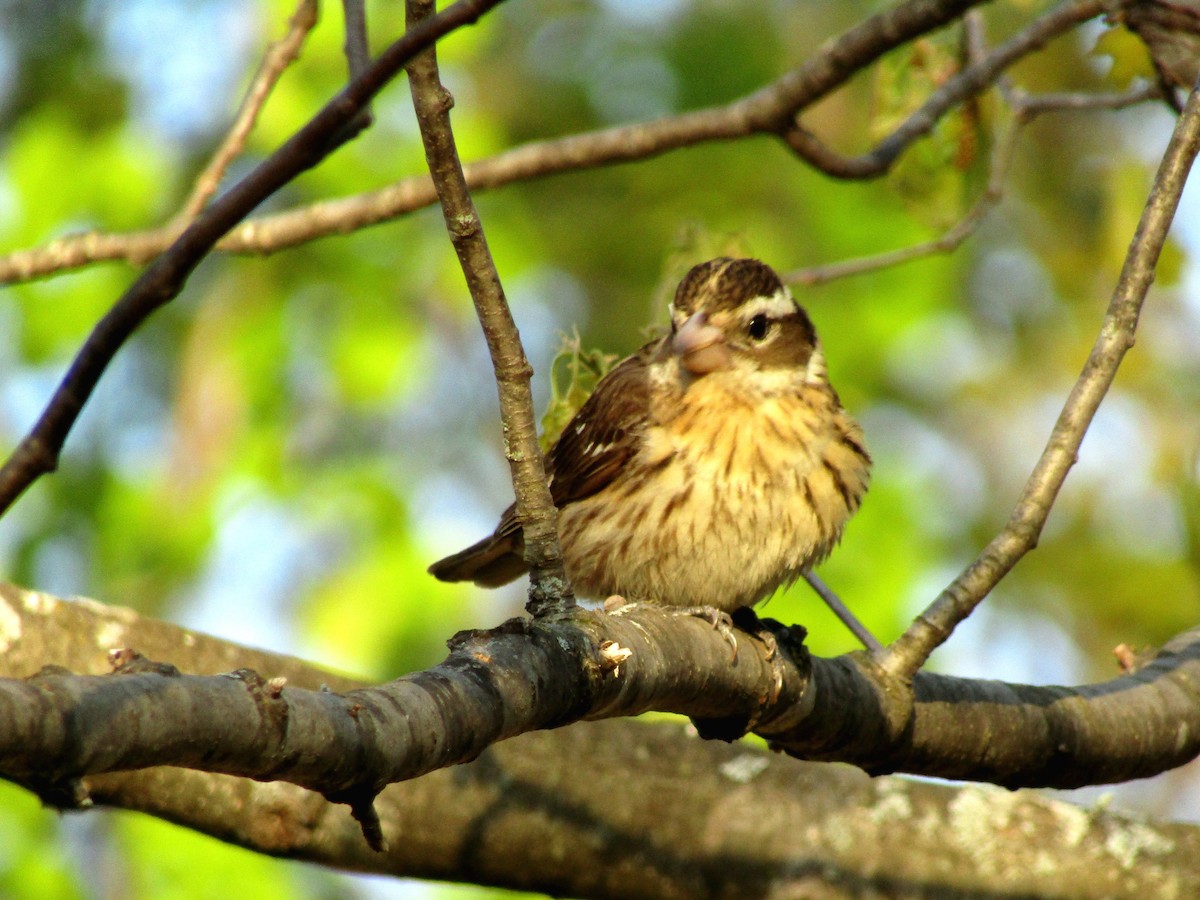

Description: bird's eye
[747,314,771,341]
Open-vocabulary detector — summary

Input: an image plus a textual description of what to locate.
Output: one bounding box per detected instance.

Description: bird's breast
[558,380,868,611]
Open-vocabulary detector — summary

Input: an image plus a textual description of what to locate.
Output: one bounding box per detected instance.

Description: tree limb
[782,0,1105,178]
[4,585,1197,894]
[785,82,1160,287]
[2,581,1199,811]
[82,722,1200,898]
[174,0,320,223]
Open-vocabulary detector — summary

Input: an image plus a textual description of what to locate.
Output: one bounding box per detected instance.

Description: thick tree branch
[3,582,1200,897]
[82,723,1200,899]
[883,75,1200,676]
[2,582,1199,810]
[405,0,568,613]
[0,0,506,518]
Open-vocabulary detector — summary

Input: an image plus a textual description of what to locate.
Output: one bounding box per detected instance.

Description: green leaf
[539,330,619,451]
[1093,25,1157,88]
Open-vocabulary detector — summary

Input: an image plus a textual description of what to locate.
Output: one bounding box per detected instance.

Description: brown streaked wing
[488,342,654,542]
[547,344,654,507]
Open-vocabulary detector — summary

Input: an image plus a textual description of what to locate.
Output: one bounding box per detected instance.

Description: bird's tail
[428,533,527,588]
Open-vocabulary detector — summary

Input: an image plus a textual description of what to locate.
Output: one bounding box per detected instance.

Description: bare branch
[786,118,1019,286]
[405,0,569,613]
[0,0,507,518]
[341,0,371,79]
[882,76,1200,677]
[1013,82,1164,113]
[80,723,1200,898]
[783,0,1106,178]
[175,0,320,222]
[786,82,1162,287]
[0,0,991,285]
[801,571,883,652]
[337,0,375,143]
[774,628,1200,787]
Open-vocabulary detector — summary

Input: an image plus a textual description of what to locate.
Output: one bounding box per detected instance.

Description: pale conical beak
[672,312,732,375]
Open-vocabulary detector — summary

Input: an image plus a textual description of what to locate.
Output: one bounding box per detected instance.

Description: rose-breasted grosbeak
[429,257,870,614]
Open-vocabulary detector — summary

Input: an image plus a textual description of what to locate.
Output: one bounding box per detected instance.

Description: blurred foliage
[1,0,1199,896]
[1094,21,1160,88]
[872,31,981,227]
[539,329,618,451]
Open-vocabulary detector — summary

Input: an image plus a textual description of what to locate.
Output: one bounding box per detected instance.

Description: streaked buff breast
[558,377,868,611]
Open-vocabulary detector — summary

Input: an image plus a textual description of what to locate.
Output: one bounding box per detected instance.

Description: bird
[429,257,870,621]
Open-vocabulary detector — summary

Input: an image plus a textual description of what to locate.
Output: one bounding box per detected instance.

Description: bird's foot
[669,605,739,661]
[603,595,632,614]
[729,606,779,661]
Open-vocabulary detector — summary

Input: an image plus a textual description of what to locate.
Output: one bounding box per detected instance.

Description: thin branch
[1012,81,1164,114]
[881,75,1200,678]
[175,0,319,222]
[785,117,1019,286]
[405,0,569,613]
[0,0,507,518]
[342,0,371,79]
[801,571,883,652]
[3,81,1148,295]
[785,82,1161,287]
[337,0,375,142]
[783,0,1105,178]
[0,0,991,285]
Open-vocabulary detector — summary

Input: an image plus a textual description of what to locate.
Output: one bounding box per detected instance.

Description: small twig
[786,80,1162,287]
[0,0,507,518]
[1013,83,1164,115]
[337,0,375,143]
[342,0,371,78]
[802,571,883,653]
[961,8,988,68]
[783,0,1106,179]
[404,0,570,614]
[881,75,1200,678]
[785,117,1019,287]
[176,0,319,221]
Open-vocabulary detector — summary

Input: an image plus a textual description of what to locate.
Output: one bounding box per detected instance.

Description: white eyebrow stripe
[739,288,797,320]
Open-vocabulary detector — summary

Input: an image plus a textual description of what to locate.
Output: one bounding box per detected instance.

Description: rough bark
[2,584,1198,898]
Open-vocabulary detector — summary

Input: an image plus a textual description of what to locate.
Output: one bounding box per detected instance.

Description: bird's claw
[605,595,634,615]
[671,606,739,661]
[729,606,781,660]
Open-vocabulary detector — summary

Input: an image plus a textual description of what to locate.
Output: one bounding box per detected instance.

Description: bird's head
[667,258,823,386]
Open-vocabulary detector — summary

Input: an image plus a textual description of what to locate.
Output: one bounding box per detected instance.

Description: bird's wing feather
[488,346,654,541]
[547,348,653,506]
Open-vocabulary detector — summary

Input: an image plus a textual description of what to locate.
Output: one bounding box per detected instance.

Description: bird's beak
[672,312,732,375]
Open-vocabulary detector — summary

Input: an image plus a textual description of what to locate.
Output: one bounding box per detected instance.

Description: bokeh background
[1,0,1198,897]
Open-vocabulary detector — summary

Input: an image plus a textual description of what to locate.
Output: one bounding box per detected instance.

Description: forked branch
[882,75,1200,677]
